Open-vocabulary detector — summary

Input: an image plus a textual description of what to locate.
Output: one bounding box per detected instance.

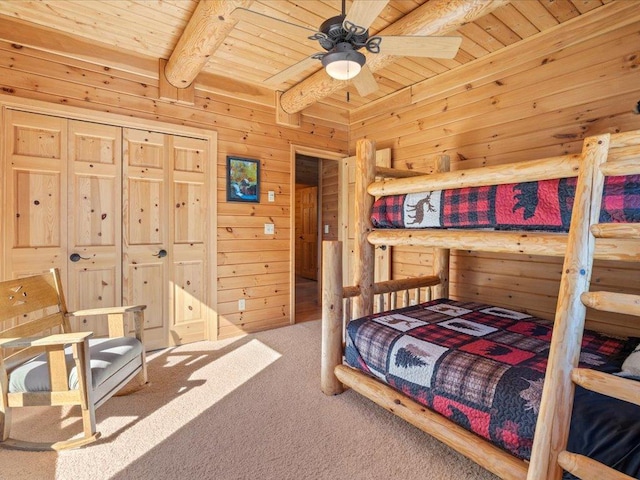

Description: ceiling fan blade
[343,0,389,32]
[263,56,320,87]
[231,7,316,39]
[377,35,462,58]
[352,65,378,97]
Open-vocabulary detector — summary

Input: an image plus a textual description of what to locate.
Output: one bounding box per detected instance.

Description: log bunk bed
[320,131,640,480]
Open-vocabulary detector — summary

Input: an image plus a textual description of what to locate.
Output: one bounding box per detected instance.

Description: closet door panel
[170,136,208,344]
[4,110,67,279]
[122,128,170,350]
[67,120,121,335]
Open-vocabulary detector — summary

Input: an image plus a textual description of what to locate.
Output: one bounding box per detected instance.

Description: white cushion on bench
[9,336,142,393]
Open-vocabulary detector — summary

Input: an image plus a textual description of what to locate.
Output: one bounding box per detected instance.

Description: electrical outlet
[238,299,246,310]
[264,223,274,234]
[268,190,275,202]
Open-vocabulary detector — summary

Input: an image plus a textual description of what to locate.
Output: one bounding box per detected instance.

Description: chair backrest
[0,268,71,370]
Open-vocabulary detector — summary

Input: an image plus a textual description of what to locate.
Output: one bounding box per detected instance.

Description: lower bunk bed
[344,298,640,479]
[321,131,640,480]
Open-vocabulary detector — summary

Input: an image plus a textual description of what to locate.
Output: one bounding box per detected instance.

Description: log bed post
[527,134,610,480]
[432,155,451,299]
[353,139,376,319]
[321,241,344,395]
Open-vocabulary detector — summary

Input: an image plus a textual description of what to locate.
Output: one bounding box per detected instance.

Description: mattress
[345,298,640,476]
[371,175,640,230]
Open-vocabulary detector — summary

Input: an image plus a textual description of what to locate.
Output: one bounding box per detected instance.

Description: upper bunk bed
[320,130,640,480]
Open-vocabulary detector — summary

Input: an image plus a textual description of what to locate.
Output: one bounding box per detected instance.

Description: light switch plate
[268,191,275,202]
[238,299,246,310]
[324,224,329,234]
[264,223,275,234]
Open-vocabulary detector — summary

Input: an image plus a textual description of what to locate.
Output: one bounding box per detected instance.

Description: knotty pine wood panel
[352,27,639,165]
[0,42,346,147]
[353,17,640,331]
[0,39,348,340]
[352,37,640,161]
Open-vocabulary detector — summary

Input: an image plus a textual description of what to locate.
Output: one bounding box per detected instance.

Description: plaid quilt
[345,299,632,460]
[371,175,640,230]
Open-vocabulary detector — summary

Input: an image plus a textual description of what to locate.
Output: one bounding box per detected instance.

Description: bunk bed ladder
[528,132,640,480]
[554,132,640,480]
[558,221,640,480]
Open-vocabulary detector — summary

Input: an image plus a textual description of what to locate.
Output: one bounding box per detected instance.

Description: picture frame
[227,156,260,203]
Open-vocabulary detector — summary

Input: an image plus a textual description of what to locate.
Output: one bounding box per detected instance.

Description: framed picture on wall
[227,156,260,203]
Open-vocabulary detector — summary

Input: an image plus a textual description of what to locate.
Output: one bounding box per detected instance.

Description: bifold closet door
[122,129,209,349]
[3,111,211,347]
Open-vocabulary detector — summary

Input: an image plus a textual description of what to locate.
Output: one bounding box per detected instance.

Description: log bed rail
[321,130,640,480]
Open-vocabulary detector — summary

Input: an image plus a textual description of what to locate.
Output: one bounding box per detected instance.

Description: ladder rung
[558,451,636,480]
[571,368,640,407]
[591,223,640,239]
[581,291,640,316]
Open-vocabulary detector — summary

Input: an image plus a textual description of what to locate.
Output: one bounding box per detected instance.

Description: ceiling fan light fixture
[322,43,365,80]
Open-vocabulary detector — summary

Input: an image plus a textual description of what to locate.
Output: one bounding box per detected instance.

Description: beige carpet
[0,321,500,480]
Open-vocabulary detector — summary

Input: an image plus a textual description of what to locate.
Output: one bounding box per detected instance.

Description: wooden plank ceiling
[0,0,614,115]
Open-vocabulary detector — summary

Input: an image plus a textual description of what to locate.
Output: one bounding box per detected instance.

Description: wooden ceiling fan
[231,0,462,96]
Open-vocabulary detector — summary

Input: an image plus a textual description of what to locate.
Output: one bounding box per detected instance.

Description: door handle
[153,249,167,258]
[69,253,91,262]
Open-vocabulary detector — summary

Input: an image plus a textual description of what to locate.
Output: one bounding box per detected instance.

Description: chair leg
[138,357,148,387]
[74,341,97,441]
[80,404,97,441]
[0,405,10,441]
[0,365,10,441]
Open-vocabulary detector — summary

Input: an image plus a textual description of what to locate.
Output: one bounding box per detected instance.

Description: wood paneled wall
[350,14,640,335]
[0,40,348,340]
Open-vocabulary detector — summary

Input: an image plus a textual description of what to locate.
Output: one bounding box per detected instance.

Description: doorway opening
[294,154,320,323]
[291,146,343,324]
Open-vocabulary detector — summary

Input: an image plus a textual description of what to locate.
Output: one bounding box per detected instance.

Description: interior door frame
[0,93,219,343]
[290,144,344,324]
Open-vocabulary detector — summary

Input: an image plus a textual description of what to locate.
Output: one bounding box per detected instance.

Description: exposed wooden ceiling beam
[279,0,511,115]
[164,0,253,88]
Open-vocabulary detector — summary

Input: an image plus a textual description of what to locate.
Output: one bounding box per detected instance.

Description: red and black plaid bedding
[345,299,635,460]
[371,175,640,230]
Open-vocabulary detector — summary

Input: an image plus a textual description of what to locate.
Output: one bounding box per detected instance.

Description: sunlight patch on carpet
[56,339,282,479]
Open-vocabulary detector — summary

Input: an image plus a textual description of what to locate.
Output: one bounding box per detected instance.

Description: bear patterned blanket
[370,175,640,230]
[344,298,636,461]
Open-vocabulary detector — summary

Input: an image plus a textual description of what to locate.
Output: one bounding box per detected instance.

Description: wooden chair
[0,268,147,450]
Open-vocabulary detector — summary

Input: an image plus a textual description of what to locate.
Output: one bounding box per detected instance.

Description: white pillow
[621,343,640,377]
